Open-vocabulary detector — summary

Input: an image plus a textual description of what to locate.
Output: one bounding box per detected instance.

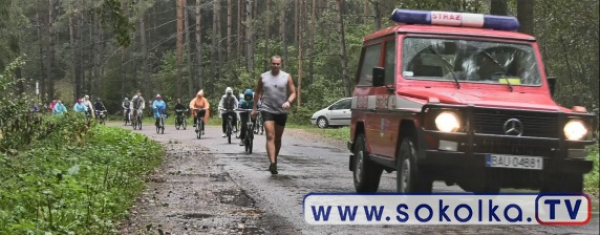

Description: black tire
[396,138,433,193]
[183,118,187,130]
[317,117,328,129]
[540,174,584,193]
[248,137,253,154]
[196,119,202,139]
[176,118,181,130]
[352,133,384,193]
[235,121,241,138]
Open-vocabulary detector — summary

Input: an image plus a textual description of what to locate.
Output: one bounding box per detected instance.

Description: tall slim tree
[490,0,508,15]
[517,0,534,35]
[336,0,352,97]
[227,0,232,60]
[246,0,254,73]
[196,0,203,91]
[184,0,194,98]
[46,0,56,100]
[176,0,184,97]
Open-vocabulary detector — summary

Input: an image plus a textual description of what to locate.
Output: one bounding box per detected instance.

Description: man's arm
[253,77,263,110]
[286,75,297,104]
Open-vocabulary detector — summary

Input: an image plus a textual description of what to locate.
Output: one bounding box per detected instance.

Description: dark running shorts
[261,111,288,127]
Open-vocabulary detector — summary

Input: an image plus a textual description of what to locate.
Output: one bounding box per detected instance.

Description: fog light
[439,140,458,151]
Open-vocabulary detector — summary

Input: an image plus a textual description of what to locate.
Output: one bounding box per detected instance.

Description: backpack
[223,95,236,110]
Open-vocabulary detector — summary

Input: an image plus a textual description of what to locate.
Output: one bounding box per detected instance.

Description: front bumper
[419,129,595,174]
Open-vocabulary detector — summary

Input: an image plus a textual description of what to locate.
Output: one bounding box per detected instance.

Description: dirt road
[116,123,599,235]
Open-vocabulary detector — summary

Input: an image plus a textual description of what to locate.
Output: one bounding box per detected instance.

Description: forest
[0,0,598,124]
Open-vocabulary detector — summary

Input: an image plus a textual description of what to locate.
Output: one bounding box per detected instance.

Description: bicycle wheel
[160,117,165,134]
[235,120,241,138]
[196,118,202,139]
[176,117,181,130]
[138,116,143,130]
[183,117,187,130]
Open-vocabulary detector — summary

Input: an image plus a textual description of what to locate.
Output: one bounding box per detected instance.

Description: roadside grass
[0,113,163,234]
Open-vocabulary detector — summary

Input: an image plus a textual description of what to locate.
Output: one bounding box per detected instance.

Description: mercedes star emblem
[503,118,523,136]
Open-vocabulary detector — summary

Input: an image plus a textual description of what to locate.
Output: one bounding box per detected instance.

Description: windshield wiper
[427,46,460,89]
[481,51,513,92]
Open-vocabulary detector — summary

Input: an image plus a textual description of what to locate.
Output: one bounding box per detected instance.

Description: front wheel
[396,138,433,193]
[352,133,383,193]
[183,118,187,130]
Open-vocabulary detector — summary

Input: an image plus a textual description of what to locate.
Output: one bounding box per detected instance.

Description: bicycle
[155,108,165,134]
[132,108,143,130]
[235,113,242,139]
[96,110,108,125]
[175,109,188,130]
[253,111,264,135]
[193,108,205,139]
[124,108,131,126]
[220,109,235,144]
[236,108,255,153]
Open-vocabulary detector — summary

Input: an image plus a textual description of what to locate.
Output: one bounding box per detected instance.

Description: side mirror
[372,67,385,87]
[547,77,556,97]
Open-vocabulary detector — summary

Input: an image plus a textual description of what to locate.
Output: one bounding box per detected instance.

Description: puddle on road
[291,144,344,153]
[214,189,255,207]
[210,172,229,182]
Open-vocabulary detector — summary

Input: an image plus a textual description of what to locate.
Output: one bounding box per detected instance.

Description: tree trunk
[237,0,242,58]
[46,0,55,101]
[517,0,534,35]
[69,4,78,101]
[216,0,223,80]
[264,0,270,71]
[176,0,184,98]
[246,0,254,73]
[184,0,194,98]
[280,0,287,69]
[372,1,381,30]
[212,0,218,84]
[336,0,352,97]
[297,0,303,107]
[309,0,316,84]
[294,0,299,45]
[141,17,150,98]
[227,0,232,60]
[37,12,46,103]
[196,0,203,91]
[490,0,508,15]
[121,0,127,98]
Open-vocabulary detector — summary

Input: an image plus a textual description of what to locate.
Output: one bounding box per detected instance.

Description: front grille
[470,108,558,138]
[471,136,556,156]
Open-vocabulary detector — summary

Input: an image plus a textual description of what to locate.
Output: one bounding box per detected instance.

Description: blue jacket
[73,103,87,112]
[238,89,254,110]
[53,103,67,114]
[153,100,167,118]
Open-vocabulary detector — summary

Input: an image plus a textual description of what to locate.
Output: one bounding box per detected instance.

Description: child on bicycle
[238,89,256,146]
[152,94,167,127]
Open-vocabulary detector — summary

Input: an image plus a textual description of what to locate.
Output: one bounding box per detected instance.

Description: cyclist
[73,99,88,113]
[130,91,146,121]
[83,95,95,119]
[174,98,187,125]
[189,89,210,134]
[152,94,167,127]
[238,88,256,146]
[218,87,239,138]
[53,100,67,115]
[94,97,107,119]
[122,97,131,124]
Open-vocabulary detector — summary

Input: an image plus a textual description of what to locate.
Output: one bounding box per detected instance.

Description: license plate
[485,154,543,170]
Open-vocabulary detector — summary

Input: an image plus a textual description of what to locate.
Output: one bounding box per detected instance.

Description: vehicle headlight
[564,120,588,140]
[435,111,461,132]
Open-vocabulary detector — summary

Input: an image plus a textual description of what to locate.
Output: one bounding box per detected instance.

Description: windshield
[401,37,542,86]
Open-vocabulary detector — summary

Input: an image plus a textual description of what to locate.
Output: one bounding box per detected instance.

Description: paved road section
[116,122,599,235]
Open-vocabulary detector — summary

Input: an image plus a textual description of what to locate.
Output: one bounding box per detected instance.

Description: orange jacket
[189,90,210,120]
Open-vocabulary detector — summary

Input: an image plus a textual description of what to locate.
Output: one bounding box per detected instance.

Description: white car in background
[310,98,352,129]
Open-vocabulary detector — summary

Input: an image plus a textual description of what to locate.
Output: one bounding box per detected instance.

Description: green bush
[584,144,599,196]
[0,120,163,234]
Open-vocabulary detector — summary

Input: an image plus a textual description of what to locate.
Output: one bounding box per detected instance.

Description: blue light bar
[389,9,520,31]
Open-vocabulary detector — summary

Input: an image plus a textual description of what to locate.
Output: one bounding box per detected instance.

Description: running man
[251,55,297,175]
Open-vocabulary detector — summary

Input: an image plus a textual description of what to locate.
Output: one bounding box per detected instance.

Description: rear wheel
[352,133,383,193]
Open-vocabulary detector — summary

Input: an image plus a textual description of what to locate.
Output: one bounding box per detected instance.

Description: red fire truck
[347,9,597,194]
